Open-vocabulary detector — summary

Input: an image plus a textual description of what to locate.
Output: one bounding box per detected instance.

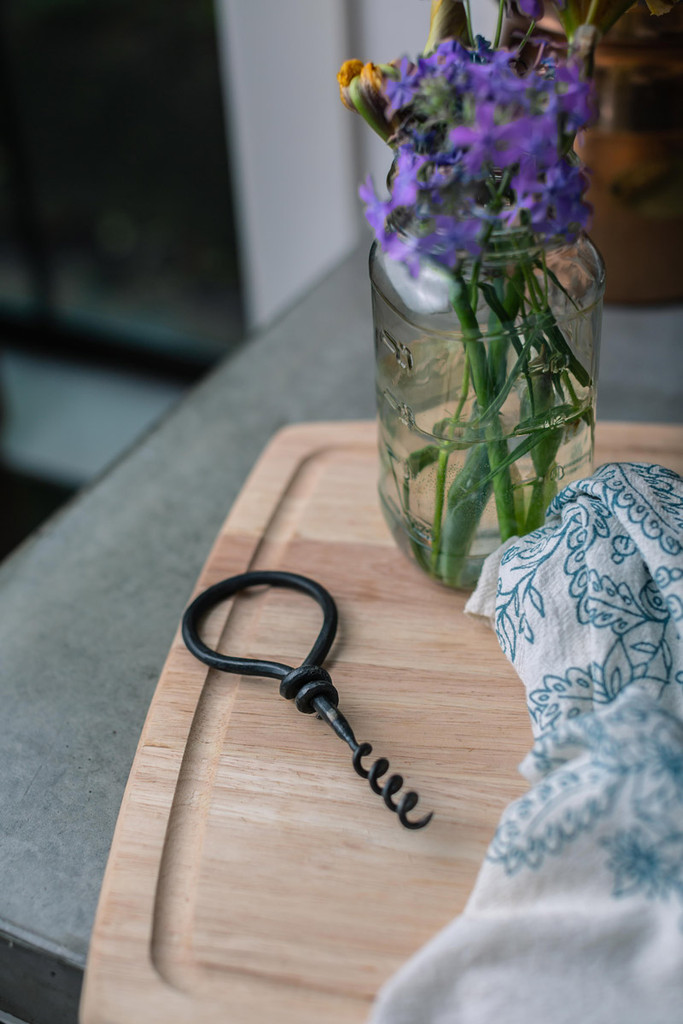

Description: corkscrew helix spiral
[181,570,433,831]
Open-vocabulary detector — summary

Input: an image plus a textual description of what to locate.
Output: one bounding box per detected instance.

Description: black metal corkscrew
[181,570,433,830]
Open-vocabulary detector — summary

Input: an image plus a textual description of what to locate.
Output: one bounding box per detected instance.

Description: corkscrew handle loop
[182,570,433,830]
[182,570,338,681]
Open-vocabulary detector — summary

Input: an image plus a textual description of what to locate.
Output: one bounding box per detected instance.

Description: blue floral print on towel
[468,462,683,904]
[491,463,683,743]
[488,691,683,907]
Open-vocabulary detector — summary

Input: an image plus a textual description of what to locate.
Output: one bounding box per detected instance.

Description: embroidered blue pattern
[488,695,683,905]
[493,464,683,735]
[484,463,683,908]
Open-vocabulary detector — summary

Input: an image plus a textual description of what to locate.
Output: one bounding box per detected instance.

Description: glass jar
[371,232,605,589]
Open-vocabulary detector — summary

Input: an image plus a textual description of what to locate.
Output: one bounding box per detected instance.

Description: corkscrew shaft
[312,695,359,748]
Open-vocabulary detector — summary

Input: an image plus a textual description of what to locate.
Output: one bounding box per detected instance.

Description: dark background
[0,0,244,557]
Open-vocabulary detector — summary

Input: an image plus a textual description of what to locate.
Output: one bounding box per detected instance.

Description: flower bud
[337,60,364,111]
[337,60,398,141]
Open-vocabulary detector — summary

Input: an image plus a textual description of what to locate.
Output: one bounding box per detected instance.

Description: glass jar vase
[371,232,605,589]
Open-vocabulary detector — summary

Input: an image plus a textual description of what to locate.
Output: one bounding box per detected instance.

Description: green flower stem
[493,0,505,47]
[522,258,591,387]
[485,436,518,542]
[450,276,519,543]
[563,369,580,406]
[436,444,493,587]
[527,472,555,526]
[429,357,471,573]
[525,373,563,531]
[488,320,509,395]
[517,253,592,532]
[454,356,471,422]
[464,0,475,46]
[585,0,602,27]
[430,445,450,572]
[518,283,565,532]
[525,474,558,533]
[515,18,538,53]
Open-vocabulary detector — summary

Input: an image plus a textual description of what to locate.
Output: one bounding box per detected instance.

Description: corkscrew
[181,570,433,830]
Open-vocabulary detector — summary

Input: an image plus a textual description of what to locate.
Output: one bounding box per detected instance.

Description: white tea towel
[370,463,683,1024]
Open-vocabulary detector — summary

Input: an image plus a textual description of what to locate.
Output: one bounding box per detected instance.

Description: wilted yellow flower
[337,60,364,111]
[336,60,398,141]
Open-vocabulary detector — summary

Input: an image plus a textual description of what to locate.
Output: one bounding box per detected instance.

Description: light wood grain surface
[80,420,683,1024]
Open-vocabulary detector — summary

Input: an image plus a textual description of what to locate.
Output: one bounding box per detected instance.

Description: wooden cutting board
[81,419,683,1024]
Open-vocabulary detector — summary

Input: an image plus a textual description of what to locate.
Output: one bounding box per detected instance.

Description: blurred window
[0,0,244,376]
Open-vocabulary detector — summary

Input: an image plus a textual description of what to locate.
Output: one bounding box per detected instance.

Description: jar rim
[370,236,606,334]
[370,273,605,337]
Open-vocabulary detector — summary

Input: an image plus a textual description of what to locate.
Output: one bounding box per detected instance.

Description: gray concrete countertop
[0,247,680,1024]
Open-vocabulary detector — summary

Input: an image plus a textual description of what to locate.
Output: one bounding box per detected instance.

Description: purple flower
[431,213,483,265]
[431,38,471,69]
[503,158,544,225]
[508,158,591,237]
[473,35,495,61]
[391,147,427,207]
[510,157,543,197]
[514,111,559,166]
[516,0,544,19]
[384,228,436,277]
[468,52,532,105]
[555,62,596,131]
[450,103,530,175]
[420,38,474,92]
[359,176,392,245]
[385,57,420,117]
[424,39,454,68]
[542,160,592,232]
[357,33,595,271]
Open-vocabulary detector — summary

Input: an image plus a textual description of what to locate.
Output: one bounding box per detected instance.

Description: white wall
[216,1,501,331]
[216,0,359,330]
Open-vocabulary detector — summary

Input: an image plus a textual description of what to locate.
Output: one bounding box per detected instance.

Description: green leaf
[544,264,580,311]
[478,280,539,413]
[542,320,591,389]
[406,444,441,477]
[513,403,580,436]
